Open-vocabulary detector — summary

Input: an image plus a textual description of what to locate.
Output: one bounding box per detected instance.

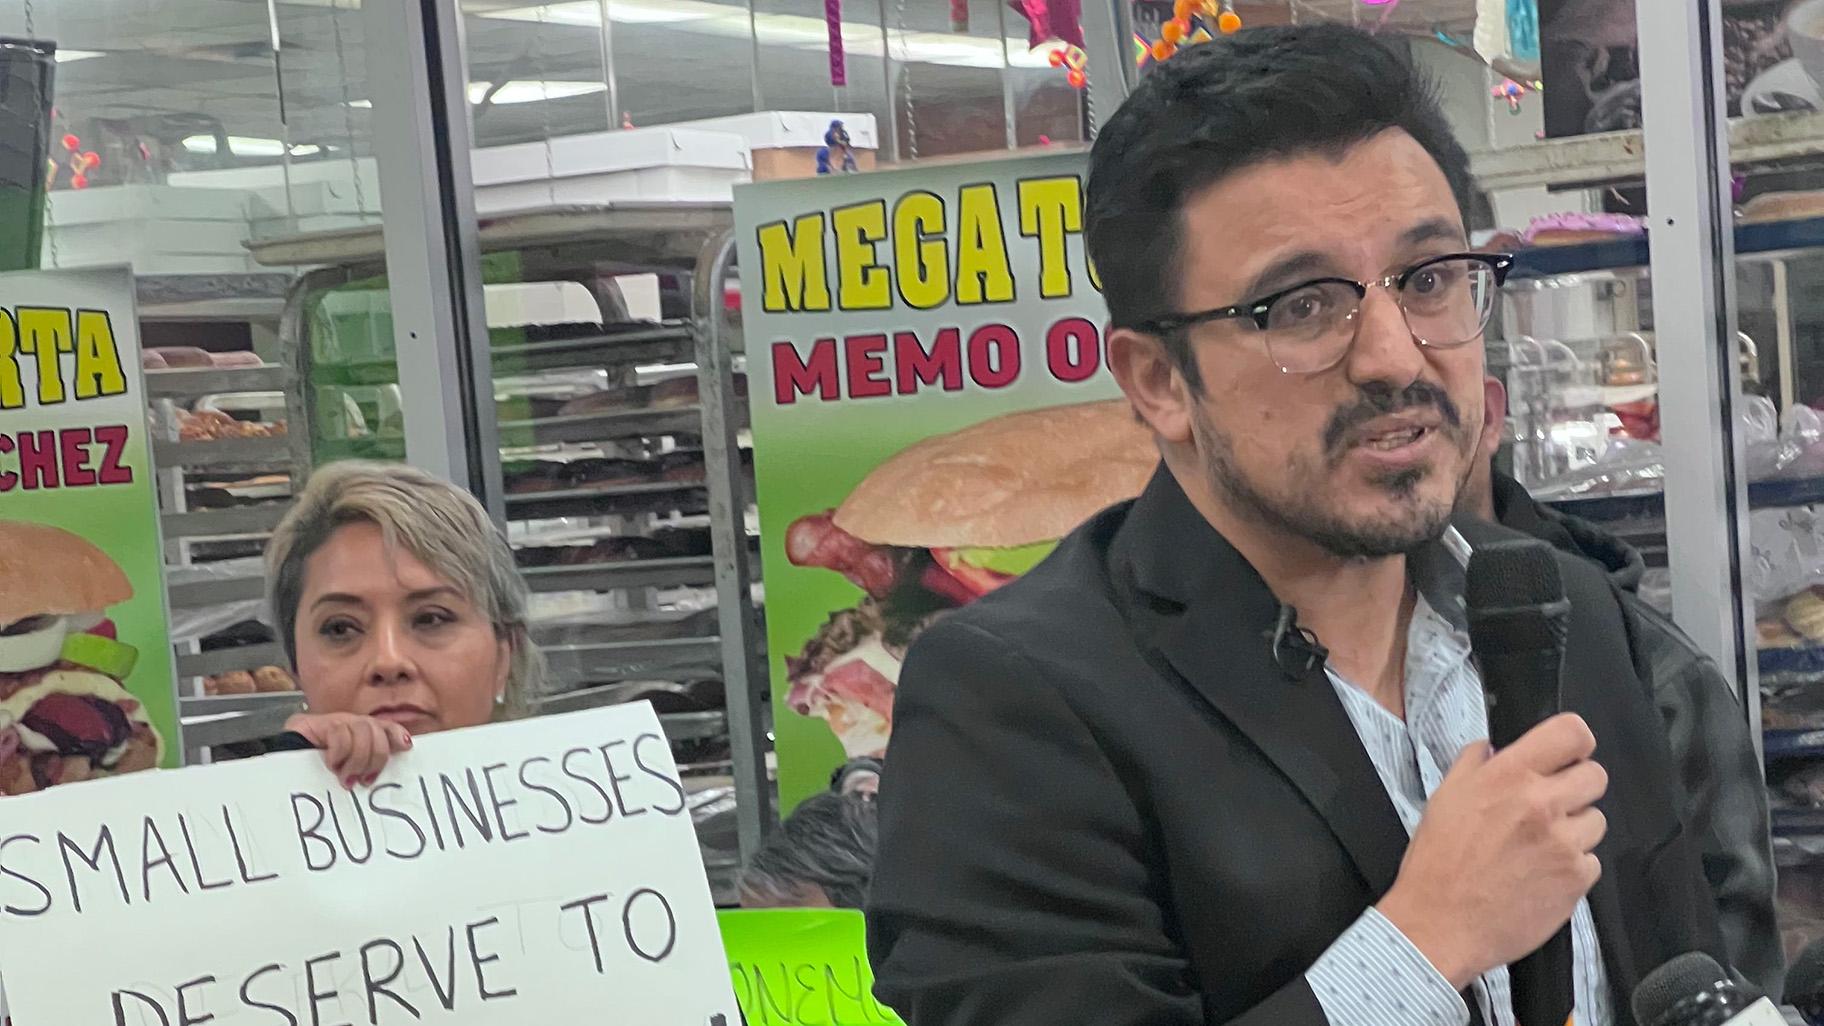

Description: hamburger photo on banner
[0,520,163,794]
[783,400,1158,759]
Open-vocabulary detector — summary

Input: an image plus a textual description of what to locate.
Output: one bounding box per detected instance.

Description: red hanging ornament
[1008,0,1086,49]
[825,0,846,87]
[70,173,88,190]
[950,0,968,31]
[60,133,79,152]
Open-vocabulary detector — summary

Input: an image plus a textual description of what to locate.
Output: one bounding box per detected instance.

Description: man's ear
[1108,327,1195,445]
[1479,374,1508,460]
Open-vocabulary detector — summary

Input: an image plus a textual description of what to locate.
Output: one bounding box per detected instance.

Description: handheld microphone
[1631,952,1785,1026]
[1785,935,1824,1024]
[1466,538,1574,1026]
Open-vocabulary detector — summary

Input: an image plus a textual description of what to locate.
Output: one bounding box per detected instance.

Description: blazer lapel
[1115,469,1412,899]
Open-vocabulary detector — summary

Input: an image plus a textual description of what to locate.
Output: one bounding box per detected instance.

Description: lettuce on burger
[0,521,163,793]
[783,400,1157,758]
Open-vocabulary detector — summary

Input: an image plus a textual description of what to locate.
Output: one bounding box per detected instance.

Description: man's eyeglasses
[1138,252,1515,375]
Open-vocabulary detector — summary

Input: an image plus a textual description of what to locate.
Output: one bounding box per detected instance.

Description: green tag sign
[717,909,905,1025]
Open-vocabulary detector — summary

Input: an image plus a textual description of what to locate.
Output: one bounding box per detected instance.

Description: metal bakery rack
[137,272,312,765]
[245,202,767,902]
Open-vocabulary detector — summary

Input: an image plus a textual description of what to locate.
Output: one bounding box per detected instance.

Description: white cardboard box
[683,111,879,151]
[472,125,755,208]
[471,125,751,186]
[49,184,251,225]
[478,166,748,208]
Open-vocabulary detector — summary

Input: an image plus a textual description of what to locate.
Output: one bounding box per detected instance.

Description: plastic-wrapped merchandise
[1528,436,1665,499]
[1750,506,1824,611]
[165,557,271,645]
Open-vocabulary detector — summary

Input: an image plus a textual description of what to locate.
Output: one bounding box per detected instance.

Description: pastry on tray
[1787,588,1824,642]
[1521,212,1648,247]
[1741,190,1824,224]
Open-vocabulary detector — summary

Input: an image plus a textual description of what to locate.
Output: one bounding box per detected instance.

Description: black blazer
[867,469,1725,1026]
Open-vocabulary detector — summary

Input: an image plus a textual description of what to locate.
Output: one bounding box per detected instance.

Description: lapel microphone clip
[1270,605,1329,679]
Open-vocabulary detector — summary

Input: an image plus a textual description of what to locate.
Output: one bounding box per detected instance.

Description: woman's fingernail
[403,735,413,749]
[363,774,378,786]
[343,776,356,790]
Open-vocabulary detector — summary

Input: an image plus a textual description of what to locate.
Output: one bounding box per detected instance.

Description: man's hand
[1376,712,1608,988]
[285,712,413,789]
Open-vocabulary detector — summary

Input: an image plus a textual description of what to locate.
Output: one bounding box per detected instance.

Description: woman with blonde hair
[264,460,544,786]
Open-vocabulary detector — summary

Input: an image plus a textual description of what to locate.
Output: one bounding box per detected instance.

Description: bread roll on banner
[0,521,164,794]
[783,400,1156,759]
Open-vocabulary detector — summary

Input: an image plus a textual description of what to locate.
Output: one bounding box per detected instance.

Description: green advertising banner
[718,908,902,1025]
[0,266,179,794]
[736,151,1160,811]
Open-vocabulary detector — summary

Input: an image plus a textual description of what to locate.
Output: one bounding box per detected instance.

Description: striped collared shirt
[1305,528,1611,1026]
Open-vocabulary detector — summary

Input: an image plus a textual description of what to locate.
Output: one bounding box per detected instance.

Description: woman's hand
[284,712,412,789]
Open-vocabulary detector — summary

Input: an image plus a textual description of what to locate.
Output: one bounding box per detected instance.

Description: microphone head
[1465,537,1566,612]
[1631,952,1731,1026]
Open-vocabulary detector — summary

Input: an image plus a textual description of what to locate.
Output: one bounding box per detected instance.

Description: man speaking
[865,24,1725,1026]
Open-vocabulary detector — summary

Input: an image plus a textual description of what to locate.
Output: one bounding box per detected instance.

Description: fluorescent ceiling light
[183,135,322,157]
[53,50,104,63]
[470,80,608,105]
[347,80,607,109]
[489,1,715,25]
[482,1,1050,69]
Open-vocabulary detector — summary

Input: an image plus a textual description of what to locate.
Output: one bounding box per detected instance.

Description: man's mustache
[1322,381,1463,457]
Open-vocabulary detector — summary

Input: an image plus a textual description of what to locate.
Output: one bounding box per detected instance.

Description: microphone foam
[1466,537,1565,612]
[1631,952,1730,1026]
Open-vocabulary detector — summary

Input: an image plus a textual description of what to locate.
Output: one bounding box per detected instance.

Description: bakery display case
[246,203,765,901]
[1490,195,1824,958]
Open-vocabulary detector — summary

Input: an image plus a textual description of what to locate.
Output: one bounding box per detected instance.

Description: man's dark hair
[1084,24,1474,386]
[740,791,878,910]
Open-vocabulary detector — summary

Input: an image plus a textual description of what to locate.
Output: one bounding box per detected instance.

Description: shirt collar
[1408,526,1472,633]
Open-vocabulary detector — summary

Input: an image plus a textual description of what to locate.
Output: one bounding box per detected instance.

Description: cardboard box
[751,146,879,181]
[683,111,879,151]
[48,184,251,225]
[472,125,754,208]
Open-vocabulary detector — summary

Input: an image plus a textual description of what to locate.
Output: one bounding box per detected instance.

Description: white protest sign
[0,703,740,1026]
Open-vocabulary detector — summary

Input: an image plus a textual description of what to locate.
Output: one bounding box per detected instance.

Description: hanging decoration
[1008,0,1086,50]
[1491,76,1542,114]
[47,130,97,191]
[1047,44,1090,89]
[1505,0,1539,64]
[1472,0,1541,81]
[1492,78,1524,113]
[825,0,847,87]
[951,0,969,32]
[1144,0,1239,67]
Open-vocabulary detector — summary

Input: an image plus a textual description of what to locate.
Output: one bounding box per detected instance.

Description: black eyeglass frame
[1136,251,1516,343]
